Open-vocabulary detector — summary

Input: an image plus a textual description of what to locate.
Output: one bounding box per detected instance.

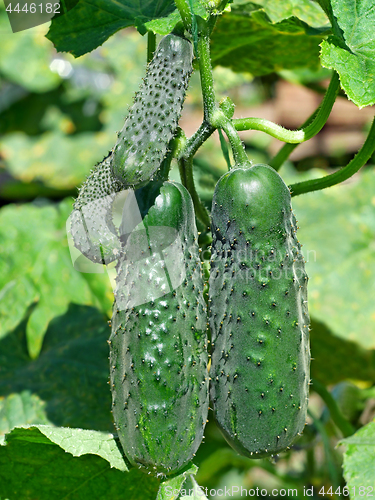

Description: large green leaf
[211,7,323,76]
[46,0,177,57]
[320,0,375,108]
[338,420,375,496]
[245,0,328,26]
[288,168,375,350]
[0,200,113,358]
[0,426,159,500]
[0,305,112,434]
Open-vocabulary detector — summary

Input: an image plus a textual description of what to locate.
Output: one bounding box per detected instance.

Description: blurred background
[1,3,375,497]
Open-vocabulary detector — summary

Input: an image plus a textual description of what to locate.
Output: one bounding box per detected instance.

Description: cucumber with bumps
[209,164,310,458]
[70,153,123,264]
[109,181,209,475]
[111,34,193,188]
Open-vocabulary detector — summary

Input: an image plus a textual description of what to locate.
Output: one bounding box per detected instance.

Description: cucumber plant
[63,0,375,492]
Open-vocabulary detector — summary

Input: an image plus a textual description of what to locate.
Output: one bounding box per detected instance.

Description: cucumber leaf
[210,7,324,76]
[46,0,206,57]
[243,0,328,26]
[0,200,113,358]
[320,0,375,108]
[338,420,375,496]
[0,305,112,434]
[0,426,160,500]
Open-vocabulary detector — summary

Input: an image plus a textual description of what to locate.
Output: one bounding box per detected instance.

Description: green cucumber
[109,181,209,475]
[209,164,310,458]
[70,153,122,264]
[111,34,193,188]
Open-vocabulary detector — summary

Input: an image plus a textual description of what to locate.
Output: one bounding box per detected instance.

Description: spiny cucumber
[70,153,123,264]
[209,164,310,458]
[111,34,193,188]
[109,181,209,475]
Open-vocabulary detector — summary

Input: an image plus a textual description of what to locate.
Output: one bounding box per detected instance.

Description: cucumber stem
[197,25,216,122]
[147,32,156,63]
[178,156,211,229]
[174,0,193,31]
[289,116,375,196]
[234,72,340,148]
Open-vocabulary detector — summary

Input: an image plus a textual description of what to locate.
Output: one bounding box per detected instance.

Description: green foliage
[46,0,177,56]
[203,7,324,75]
[320,0,375,107]
[339,420,375,496]
[1,0,375,497]
[291,168,375,349]
[0,427,160,500]
[0,201,112,358]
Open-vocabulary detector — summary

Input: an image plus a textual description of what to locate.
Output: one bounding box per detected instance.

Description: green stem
[269,110,318,171]
[308,409,340,490]
[147,31,156,63]
[312,379,355,438]
[197,22,216,122]
[221,118,249,167]
[174,0,193,31]
[290,116,375,196]
[269,72,340,170]
[178,157,211,229]
[235,72,339,144]
[179,121,215,160]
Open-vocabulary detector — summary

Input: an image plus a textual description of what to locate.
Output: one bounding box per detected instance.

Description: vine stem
[289,116,375,196]
[312,379,355,438]
[147,32,156,63]
[234,73,340,145]
[178,156,211,228]
[174,0,193,31]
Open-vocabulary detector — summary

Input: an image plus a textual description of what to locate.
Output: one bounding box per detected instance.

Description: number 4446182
[5,3,60,14]
[318,486,373,496]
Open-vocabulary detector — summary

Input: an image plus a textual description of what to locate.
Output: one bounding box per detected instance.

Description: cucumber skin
[109,182,209,475]
[70,153,122,264]
[209,164,310,458]
[111,34,193,188]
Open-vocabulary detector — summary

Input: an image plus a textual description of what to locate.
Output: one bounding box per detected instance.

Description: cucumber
[109,181,209,475]
[209,164,310,458]
[70,153,123,264]
[111,34,193,189]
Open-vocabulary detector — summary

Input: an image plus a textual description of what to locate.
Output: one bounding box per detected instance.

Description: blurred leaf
[338,420,375,496]
[0,304,112,434]
[46,0,177,57]
[310,319,375,385]
[0,200,113,357]
[211,7,323,76]
[1,131,112,190]
[290,168,375,350]
[320,0,375,108]
[0,14,61,92]
[246,0,328,26]
[0,426,160,500]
